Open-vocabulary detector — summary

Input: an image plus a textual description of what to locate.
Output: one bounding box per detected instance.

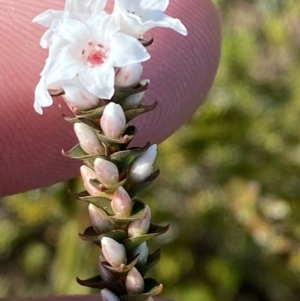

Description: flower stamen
[83,42,109,67]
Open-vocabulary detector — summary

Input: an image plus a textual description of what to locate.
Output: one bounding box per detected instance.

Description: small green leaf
[110,143,150,170]
[114,82,149,99]
[62,144,107,161]
[127,170,160,198]
[111,201,146,226]
[78,195,113,213]
[62,144,87,159]
[102,255,139,274]
[124,224,169,251]
[138,249,161,276]
[76,275,125,294]
[79,227,127,245]
[124,102,157,123]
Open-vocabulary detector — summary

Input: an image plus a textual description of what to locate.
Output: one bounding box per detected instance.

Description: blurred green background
[2,0,300,300]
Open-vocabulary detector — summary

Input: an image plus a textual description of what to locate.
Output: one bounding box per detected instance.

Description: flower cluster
[33,0,187,114]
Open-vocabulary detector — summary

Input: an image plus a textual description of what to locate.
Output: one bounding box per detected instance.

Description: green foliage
[2,1,300,300]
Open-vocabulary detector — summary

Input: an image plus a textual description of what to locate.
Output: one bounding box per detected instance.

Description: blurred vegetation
[2,0,300,300]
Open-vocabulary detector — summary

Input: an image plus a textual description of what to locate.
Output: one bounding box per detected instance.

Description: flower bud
[125,267,144,294]
[111,187,133,218]
[101,237,127,267]
[62,77,99,111]
[94,158,119,187]
[128,205,151,237]
[99,255,114,281]
[130,145,157,182]
[100,103,126,139]
[74,123,104,155]
[101,288,121,301]
[89,204,114,234]
[123,79,149,109]
[132,242,149,266]
[80,165,102,196]
[115,63,143,88]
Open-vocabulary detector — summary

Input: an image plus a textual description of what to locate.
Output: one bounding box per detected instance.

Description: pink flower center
[82,42,109,67]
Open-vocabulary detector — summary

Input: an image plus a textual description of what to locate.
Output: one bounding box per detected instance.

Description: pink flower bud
[115,63,143,88]
[125,267,144,294]
[89,204,114,234]
[130,145,157,182]
[101,289,121,301]
[62,77,99,111]
[132,242,149,266]
[101,237,127,267]
[74,123,104,155]
[128,205,151,237]
[80,165,103,196]
[99,255,114,281]
[100,103,126,139]
[111,187,133,218]
[94,158,119,187]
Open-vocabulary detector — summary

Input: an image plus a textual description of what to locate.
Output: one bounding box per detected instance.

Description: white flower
[113,0,188,38]
[34,12,150,114]
[33,0,108,48]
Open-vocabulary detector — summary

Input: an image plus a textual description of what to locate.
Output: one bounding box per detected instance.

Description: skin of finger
[0,0,221,197]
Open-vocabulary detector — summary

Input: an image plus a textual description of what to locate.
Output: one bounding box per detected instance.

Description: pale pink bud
[80,165,102,196]
[99,255,114,281]
[89,204,114,233]
[130,145,157,182]
[115,63,143,88]
[101,289,121,301]
[123,79,149,109]
[132,242,149,266]
[100,103,126,139]
[125,267,144,294]
[94,158,119,187]
[74,123,104,155]
[101,237,127,267]
[128,206,151,237]
[62,77,99,111]
[111,187,133,218]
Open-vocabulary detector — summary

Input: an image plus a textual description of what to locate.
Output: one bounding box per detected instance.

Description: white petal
[56,19,90,44]
[110,33,150,67]
[79,64,115,99]
[87,12,119,43]
[90,0,108,14]
[34,76,53,114]
[140,0,169,11]
[46,50,81,85]
[145,12,188,36]
[39,29,52,49]
[33,9,64,27]
[65,0,106,14]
